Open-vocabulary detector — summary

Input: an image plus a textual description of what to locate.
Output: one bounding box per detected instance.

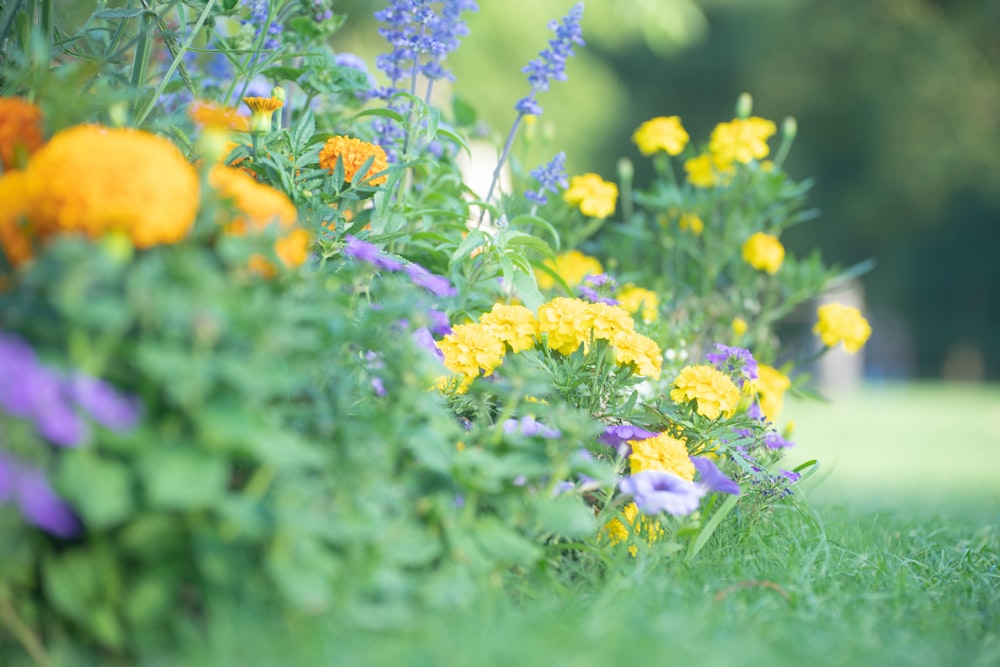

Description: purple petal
[764,431,795,449]
[619,470,705,516]
[412,326,444,362]
[691,456,740,495]
[344,235,404,271]
[779,469,801,483]
[15,466,81,537]
[598,424,658,457]
[67,373,142,432]
[428,308,453,336]
[371,376,387,397]
[403,264,457,297]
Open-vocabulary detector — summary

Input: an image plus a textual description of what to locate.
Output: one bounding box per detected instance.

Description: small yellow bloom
[742,232,785,275]
[731,317,749,337]
[537,297,595,355]
[319,135,389,186]
[617,284,659,324]
[604,502,665,556]
[564,173,618,219]
[710,116,777,165]
[678,212,704,236]
[242,96,283,133]
[535,249,602,290]
[631,116,689,157]
[683,153,716,188]
[479,303,539,353]
[189,101,250,132]
[813,303,872,354]
[587,302,635,343]
[629,433,695,480]
[670,364,741,420]
[437,322,506,381]
[611,330,662,380]
[756,364,791,421]
[0,97,44,170]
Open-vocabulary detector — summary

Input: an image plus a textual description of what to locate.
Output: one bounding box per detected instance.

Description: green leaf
[450,228,489,265]
[534,494,596,539]
[138,447,228,510]
[451,94,478,127]
[95,8,149,19]
[261,65,307,82]
[472,518,542,565]
[56,451,133,529]
[511,268,544,312]
[353,107,405,123]
[42,548,124,648]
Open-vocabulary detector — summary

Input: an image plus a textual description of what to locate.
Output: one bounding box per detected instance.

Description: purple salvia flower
[525,151,568,206]
[343,235,405,271]
[404,263,458,297]
[598,424,658,458]
[691,456,740,495]
[515,3,584,116]
[619,470,706,516]
[779,469,802,483]
[502,416,562,439]
[764,431,795,449]
[705,343,758,387]
[245,0,283,50]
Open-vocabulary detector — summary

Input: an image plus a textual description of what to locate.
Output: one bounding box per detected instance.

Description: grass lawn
[167,382,1000,667]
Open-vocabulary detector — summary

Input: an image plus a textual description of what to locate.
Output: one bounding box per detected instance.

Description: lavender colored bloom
[67,374,142,432]
[245,0,282,50]
[598,424,658,458]
[779,469,802,483]
[619,470,706,516]
[371,376,387,397]
[691,456,740,495]
[512,475,527,487]
[515,3,584,116]
[552,480,576,496]
[412,326,445,363]
[745,401,765,422]
[525,152,568,205]
[764,431,795,449]
[343,235,405,271]
[428,308,452,336]
[705,343,758,387]
[502,416,562,439]
[0,453,80,537]
[403,263,458,297]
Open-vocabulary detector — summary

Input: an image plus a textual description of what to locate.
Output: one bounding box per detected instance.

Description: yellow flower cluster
[535,249,603,290]
[537,297,596,355]
[628,432,695,480]
[683,153,726,188]
[742,232,785,274]
[617,284,658,324]
[670,364,740,420]
[479,303,539,353]
[604,501,665,556]
[709,116,777,166]
[564,173,618,219]
[0,97,44,170]
[813,302,872,354]
[678,212,704,236]
[611,330,663,379]
[437,322,507,391]
[755,363,790,421]
[319,135,389,186]
[631,116,689,157]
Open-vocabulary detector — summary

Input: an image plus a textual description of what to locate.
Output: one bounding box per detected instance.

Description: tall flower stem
[480,112,525,224]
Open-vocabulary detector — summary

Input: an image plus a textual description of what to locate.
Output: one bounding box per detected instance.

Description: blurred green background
[333,0,1000,380]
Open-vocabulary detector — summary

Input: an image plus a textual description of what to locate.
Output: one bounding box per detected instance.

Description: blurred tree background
[334,0,1000,381]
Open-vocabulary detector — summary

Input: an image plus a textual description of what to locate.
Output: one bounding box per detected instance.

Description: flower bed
[0,1,871,661]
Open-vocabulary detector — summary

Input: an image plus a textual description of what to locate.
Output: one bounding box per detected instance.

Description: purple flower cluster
[502,415,562,439]
[0,453,80,537]
[578,273,619,306]
[515,3,585,116]
[0,334,142,446]
[705,343,758,388]
[525,152,568,206]
[344,235,457,297]
[618,456,739,516]
[246,0,283,50]
[308,0,334,22]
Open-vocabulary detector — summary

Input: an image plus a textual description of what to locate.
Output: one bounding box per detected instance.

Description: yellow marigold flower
[209,165,309,274]
[731,316,749,337]
[319,135,389,186]
[537,297,595,355]
[0,170,33,267]
[24,125,199,248]
[479,303,538,353]
[742,232,785,275]
[813,302,872,354]
[710,116,777,166]
[0,97,44,170]
[587,302,635,343]
[683,153,716,188]
[629,432,695,480]
[535,249,603,291]
[242,96,283,133]
[189,101,250,132]
[631,116,689,157]
[756,364,791,421]
[617,284,658,324]
[611,330,663,379]
[437,322,506,382]
[564,173,618,219]
[670,364,741,420]
[604,502,664,556]
[679,212,704,236]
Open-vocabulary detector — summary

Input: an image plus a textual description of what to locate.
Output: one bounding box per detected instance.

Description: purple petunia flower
[525,152,569,206]
[619,470,706,516]
[502,416,562,439]
[427,308,453,336]
[403,263,458,297]
[598,424,658,458]
[0,453,80,538]
[515,3,584,116]
[343,235,405,271]
[691,456,740,495]
[412,326,445,363]
[705,343,758,387]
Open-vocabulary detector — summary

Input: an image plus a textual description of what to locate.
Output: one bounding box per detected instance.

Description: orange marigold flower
[189,101,250,132]
[209,165,309,274]
[318,135,389,186]
[23,125,199,248]
[0,170,34,267]
[242,96,283,133]
[0,97,45,170]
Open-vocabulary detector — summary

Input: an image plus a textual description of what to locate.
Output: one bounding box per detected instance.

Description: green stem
[0,596,53,667]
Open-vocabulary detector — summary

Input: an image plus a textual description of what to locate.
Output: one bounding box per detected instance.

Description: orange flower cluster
[0,97,44,170]
[319,135,389,186]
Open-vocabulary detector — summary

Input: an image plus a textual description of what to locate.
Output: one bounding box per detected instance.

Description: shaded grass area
[170,503,1000,667]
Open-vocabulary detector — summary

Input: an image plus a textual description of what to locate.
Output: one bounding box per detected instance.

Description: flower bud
[736,92,753,119]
